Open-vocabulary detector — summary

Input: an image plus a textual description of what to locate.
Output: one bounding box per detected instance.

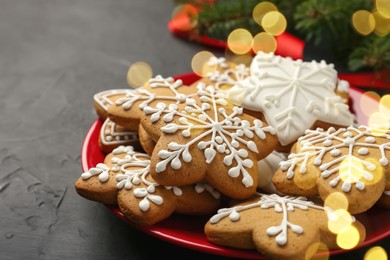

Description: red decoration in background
[168,8,389,90]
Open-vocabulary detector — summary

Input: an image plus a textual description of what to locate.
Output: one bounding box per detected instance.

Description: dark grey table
[0,0,388,259]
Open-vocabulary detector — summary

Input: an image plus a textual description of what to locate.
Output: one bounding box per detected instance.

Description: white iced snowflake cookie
[141,85,278,199]
[257,151,287,194]
[227,52,354,147]
[108,75,200,131]
[94,89,133,120]
[273,125,390,214]
[75,146,221,226]
[205,193,366,260]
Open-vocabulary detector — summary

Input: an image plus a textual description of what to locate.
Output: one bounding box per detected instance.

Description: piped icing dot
[330,149,341,157]
[323,139,333,147]
[357,147,369,155]
[365,136,376,143]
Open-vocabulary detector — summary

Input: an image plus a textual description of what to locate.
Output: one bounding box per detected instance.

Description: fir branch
[294,0,371,45]
[348,35,390,72]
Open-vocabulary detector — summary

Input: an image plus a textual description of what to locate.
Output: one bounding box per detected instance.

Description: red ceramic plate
[81,73,390,259]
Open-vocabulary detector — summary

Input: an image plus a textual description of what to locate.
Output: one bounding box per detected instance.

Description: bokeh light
[262,11,287,36]
[364,246,388,260]
[336,225,360,250]
[376,0,390,18]
[324,192,349,211]
[252,32,277,53]
[227,28,253,54]
[339,156,364,184]
[364,158,384,186]
[368,112,390,135]
[127,62,153,88]
[171,4,198,31]
[360,91,380,117]
[373,11,390,36]
[252,2,278,25]
[191,51,216,77]
[305,242,329,260]
[328,209,353,234]
[352,10,376,36]
[379,95,390,119]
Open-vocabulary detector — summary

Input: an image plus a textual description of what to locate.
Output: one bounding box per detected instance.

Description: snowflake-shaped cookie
[107,75,200,131]
[142,85,277,199]
[94,89,132,120]
[99,118,140,154]
[227,52,354,146]
[273,125,390,214]
[205,193,365,260]
[75,146,221,226]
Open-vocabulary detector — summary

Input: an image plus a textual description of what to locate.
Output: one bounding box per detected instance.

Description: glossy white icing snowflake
[144,86,275,187]
[115,75,196,110]
[210,193,325,246]
[280,126,390,192]
[227,52,354,146]
[100,118,138,145]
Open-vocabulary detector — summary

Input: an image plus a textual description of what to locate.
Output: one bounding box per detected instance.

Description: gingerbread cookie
[257,151,287,194]
[107,75,200,131]
[273,125,390,214]
[205,193,366,260]
[99,118,140,154]
[75,146,221,226]
[141,85,278,199]
[94,89,132,121]
[227,52,354,150]
[138,123,156,156]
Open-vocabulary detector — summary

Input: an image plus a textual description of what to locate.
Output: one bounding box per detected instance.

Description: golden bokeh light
[360,91,380,117]
[252,2,278,25]
[227,28,253,55]
[252,32,277,53]
[127,62,153,88]
[336,225,360,250]
[364,157,384,186]
[339,156,364,184]
[368,112,390,136]
[262,11,287,36]
[376,0,390,18]
[352,10,376,36]
[305,242,329,260]
[171,4,198,31]
[231,54,253,67]
[364,246,388,260]
[328,209,353,234]
[324,192,349,211]
[373,11,390,36]
[191,51,217,77]
[379,94,390,119]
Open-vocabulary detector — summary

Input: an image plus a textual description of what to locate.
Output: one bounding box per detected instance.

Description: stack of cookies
[75,52,390,259]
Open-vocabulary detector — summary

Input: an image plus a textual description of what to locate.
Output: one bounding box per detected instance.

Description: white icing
[280,126,390,193]
[337,79,350,93]
[210,193,325,246]
[207,56,229,69]
[109,146,220,211]
[206,61,249,91]
[115,75,197,111]
[81,163,110,182]
[145,86,276,188]
[94,89,132,111]
[227,52,354,146]
[384,191,390,196]
[100,118,139,146]
[257,151,287,194]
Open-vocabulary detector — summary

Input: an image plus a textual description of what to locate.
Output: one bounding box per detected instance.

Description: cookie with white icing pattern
[141,85,278,199]
[273,125,390,214]
[227,52,354,151]
[107,75,200,131]
[75,146,221,226]
[99,118,140,154]
[205,193,366,260]
[138,124,156,156]
[94,89,132,121]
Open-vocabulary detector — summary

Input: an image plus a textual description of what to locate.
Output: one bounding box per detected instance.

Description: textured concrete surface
[0,0,388,259]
